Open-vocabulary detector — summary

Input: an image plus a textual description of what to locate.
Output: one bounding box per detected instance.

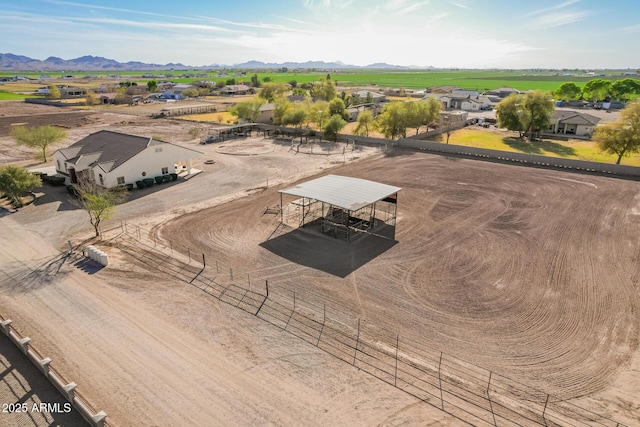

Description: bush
[47,176,66,186]
[169,173,178,181]
[154,176,164,184]
[142,178,155,187]
[67,185,79,197]
[135,181,145,189]
[125,183,134,191]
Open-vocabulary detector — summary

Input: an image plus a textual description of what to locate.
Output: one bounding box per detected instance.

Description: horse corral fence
[98,222,628,427]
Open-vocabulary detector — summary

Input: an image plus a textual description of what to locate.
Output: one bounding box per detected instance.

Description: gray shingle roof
[58,130,152,172]
[552,110,601,126]
[279,175,401,211]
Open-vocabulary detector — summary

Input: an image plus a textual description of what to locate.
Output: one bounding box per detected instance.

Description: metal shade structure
[278,175,401,241]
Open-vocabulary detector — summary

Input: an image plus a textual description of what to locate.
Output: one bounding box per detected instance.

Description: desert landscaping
[1,100,639,426]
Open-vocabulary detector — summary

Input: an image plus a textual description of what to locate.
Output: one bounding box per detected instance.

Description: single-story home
[161,84,197,100]
[428,85,460,94]
[53,130,204,188]
[350,90,386,103]
[484,87,521,98]
[220,84,251,96]
[423,94,492,111]
[546,110,601,137]
[255,103,276,124]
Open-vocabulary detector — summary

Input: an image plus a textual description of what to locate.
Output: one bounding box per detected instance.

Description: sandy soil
[0,100,639,426]
[159,153,640,426]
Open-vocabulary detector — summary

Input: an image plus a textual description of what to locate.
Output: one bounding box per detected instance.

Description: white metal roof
[279,175,401,211]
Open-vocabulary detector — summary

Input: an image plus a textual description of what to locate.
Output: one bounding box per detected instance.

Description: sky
[1,0,640,69]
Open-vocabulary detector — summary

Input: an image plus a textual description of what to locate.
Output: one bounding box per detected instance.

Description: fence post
[266,280,269,297]
[487,371,497,426]
[316,304,326,346]
[187,247,191,263]
[395,334,399,387]
[438,352,444,410]
[230,267,233,281]
[202,253,206,268]
[0,319,11,335]
[247,273,251,292]
[216,260,219,273]
[353,319,360,366]
[542,394,550,425]
[170,240,173,255]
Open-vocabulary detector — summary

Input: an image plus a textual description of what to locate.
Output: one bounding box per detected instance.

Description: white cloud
[43,0,183,20]
[392,1,430,16]
[528,10,591,29]
[621,23,640,33]
[450,1,469,9]
[523,0,582,17]
[303,0,353,9]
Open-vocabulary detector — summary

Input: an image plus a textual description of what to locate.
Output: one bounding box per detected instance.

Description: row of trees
[496,91,555,140]
[230,79,442,142]
[555,78,640,103]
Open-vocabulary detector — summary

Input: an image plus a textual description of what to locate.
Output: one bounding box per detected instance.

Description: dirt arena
[0,100,639,426]
[159,152,640,424]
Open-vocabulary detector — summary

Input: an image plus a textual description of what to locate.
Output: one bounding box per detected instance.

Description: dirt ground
[0,100,639,426]
[158,155,640,425]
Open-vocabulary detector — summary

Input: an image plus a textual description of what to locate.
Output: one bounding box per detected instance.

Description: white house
[424,93,491,111]
[53,130,204,188]
[546,111,601,138]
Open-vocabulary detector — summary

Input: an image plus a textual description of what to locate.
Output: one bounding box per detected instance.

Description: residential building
[546,110,601,137]
[53,130,204,188]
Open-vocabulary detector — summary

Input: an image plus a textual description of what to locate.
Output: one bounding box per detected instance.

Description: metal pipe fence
[105,224,629,427]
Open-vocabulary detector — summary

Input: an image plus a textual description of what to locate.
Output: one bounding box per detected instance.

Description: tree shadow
[502,137,576,157]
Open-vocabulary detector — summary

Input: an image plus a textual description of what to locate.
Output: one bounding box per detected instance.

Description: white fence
[0,314,108,426]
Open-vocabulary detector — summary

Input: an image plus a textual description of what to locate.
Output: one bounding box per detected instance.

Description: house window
[117,176,125,185]
[155,147,163,153]
[56,160,61,171]
[161,167,168,174]
[99,174,104,185]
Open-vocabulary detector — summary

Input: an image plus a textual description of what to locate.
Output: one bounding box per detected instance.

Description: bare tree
[11,125,67,162]
[71,179,126,236]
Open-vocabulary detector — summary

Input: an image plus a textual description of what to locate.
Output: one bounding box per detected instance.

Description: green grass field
[0,90,34,100]
[1,69,636,92]
[439,128,640,166]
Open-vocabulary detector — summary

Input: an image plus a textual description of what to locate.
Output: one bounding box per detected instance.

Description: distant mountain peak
[0,53,424,71]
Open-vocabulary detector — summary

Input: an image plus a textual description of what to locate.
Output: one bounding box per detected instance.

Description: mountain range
[0,53,425,71]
